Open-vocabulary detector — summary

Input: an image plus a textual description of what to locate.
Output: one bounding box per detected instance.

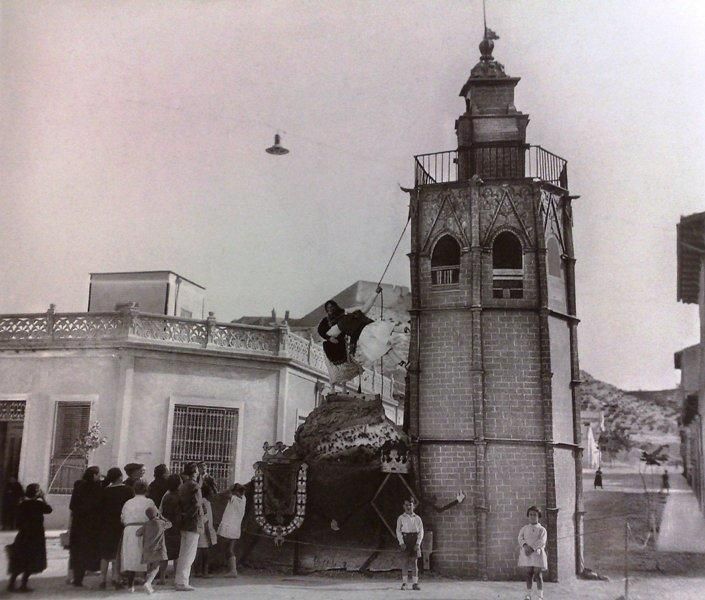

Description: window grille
[170,404,239,491]
[49,402,90,494]
[431,235,461,286]
[0,400,25,422]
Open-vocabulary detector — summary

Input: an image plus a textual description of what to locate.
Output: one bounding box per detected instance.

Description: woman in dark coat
[318,300,365,386]
[147,464,170,508]
[2,477,24,530]
[157,474,183,585]
[320,288,407,385]
[69,466,103,587]
[98,467,134,589]
[7,483,52,592]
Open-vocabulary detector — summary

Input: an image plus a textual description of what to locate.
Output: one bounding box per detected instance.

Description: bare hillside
[579,370,680,456]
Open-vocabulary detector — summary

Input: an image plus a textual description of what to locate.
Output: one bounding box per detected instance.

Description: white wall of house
[0,347,322,528]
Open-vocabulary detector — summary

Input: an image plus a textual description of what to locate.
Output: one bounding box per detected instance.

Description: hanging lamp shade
[266,133,289,155]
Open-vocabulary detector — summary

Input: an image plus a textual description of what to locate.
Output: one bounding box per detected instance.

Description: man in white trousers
[174,462,203,591]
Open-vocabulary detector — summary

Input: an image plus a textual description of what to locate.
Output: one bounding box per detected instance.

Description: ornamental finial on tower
[480,27,499,62]
[467,0,507,79]
[470,26,507,79]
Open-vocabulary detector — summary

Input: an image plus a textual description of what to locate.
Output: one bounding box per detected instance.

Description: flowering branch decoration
[73,421,108,455]
[48,421,107,492]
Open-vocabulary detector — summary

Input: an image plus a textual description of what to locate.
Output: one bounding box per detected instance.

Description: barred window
[431,235,461,286]
[49,402,90,494]
[492,231,524,299]
[0,400,25,422]
[170,404,239,491]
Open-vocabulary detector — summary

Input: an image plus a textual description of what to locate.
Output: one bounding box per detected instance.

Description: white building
[0,273,397,528]
[88,271,206,318]
[581,410,604,469]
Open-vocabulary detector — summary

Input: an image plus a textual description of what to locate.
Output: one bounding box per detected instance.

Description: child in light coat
[135,506,171,595]
[517,505,548,600]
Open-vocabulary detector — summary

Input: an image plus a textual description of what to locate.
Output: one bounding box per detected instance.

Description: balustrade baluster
[277,324,289,357]
[205,312,216,348]
[46,304,56,339]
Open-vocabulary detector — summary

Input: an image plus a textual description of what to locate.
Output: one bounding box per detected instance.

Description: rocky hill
[579,370,680,457]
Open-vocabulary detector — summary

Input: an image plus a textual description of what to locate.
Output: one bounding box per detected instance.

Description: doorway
[0,400,25,530]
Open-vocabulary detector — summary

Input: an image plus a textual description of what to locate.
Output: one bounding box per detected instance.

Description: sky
[1,0,704,390]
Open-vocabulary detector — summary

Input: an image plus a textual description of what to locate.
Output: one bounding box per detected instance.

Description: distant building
[0,272,395,528]
[675,211,705,514]
[88,271,206,318]
[675,344,700,483]
[581,410,604,469]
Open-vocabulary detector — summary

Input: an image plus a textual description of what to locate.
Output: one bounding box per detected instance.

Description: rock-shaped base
[295,393,407,462]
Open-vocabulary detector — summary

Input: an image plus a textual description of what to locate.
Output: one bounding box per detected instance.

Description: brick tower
[407,31,583,581]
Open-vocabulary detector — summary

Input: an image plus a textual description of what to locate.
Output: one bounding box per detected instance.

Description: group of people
[395,500,547,599]
[6,461,246,594]
[5,469,549,597]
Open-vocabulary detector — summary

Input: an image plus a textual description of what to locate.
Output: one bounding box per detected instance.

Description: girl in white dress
[120,481,156,592]
[517,505,547,600]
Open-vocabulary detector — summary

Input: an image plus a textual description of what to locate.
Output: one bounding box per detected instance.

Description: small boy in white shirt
[396,498,423,591]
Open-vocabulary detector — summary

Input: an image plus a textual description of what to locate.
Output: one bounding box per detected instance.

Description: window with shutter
[48,402,90,494]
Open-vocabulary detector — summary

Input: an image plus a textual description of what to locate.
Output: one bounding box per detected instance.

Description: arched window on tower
[492,231,523,299]
[431,235,461,286]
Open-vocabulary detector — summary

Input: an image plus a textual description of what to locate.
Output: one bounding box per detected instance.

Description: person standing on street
[174,463,203,592]
[396,498,423,591]
[147,464,170,508]
[98,467,134,590]
[518,506,548,600]
[217,483,246,577]
[69,466,102,587]
[661,468,670,495]
[157,474,183,585]
[135,506,172,595]
[593,468,603,489]
[6,484,52,593]
[2,476,24,530]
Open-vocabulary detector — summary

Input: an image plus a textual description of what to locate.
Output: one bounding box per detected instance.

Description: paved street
[0,534,701,600]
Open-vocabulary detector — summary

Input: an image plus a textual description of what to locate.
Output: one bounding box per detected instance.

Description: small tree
[602,425,632,464]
